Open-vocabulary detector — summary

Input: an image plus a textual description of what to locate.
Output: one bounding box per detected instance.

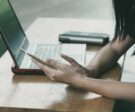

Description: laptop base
[11,66,44,75]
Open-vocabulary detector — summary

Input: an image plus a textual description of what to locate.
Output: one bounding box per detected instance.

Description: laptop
[0,0,86,75]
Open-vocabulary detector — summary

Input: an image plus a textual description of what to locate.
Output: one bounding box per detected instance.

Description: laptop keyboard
[30,44,61,68]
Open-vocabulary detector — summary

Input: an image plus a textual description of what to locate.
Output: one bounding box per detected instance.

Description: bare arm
[72,76,135,101]
[32,36,135,101]
[86,36,135,77]
[32,55,135,101]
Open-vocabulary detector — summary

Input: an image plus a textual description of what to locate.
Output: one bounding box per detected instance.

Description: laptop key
[30,44,61,68]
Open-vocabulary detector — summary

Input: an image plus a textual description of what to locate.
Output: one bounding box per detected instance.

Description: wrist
[70,75,90,89]
[70,76,101,93]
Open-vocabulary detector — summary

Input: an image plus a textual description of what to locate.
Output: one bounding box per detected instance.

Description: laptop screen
[0,0,29,67]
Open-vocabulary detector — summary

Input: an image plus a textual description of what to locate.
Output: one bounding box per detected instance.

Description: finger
[46,59,65,69]
[60,54,79,67]
[32,58,55,80]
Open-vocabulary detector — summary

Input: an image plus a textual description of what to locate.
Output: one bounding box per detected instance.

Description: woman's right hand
[32,54,96,86]
[56,54,96,78]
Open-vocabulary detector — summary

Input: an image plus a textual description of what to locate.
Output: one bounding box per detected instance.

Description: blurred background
[0,0,114,56]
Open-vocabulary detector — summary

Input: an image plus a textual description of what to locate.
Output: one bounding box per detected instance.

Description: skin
[32,35,135,102]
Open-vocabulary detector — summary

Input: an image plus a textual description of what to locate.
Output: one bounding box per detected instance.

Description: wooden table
[0,18,123,112]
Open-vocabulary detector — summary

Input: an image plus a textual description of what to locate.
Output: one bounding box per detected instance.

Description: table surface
[0,18,123,112]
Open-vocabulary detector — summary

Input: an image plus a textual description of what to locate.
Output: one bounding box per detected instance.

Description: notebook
[0,0,86,75]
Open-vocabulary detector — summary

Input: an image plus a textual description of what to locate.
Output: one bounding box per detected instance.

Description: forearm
[86,37,135,77]
[86,43,121,76]
[72,76,135,101]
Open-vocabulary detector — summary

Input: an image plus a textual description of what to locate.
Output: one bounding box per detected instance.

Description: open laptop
[0,0,86,75]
